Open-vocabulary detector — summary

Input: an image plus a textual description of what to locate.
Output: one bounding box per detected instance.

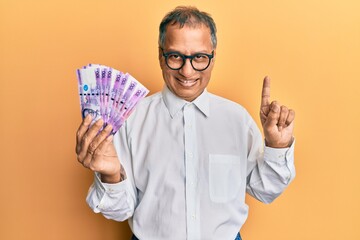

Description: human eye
[168,53,181,60]
[195,54,206,58]
[194,54,208,61]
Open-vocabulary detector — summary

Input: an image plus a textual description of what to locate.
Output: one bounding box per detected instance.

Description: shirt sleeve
[85,122,137,221]
[245,117,296,204]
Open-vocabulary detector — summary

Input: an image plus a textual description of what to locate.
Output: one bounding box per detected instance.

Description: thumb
[264,101,280,128]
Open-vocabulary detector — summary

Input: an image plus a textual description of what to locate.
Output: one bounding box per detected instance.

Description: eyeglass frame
[161,48,215,71]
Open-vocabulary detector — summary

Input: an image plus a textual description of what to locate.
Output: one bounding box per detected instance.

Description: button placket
[183,104,200,239]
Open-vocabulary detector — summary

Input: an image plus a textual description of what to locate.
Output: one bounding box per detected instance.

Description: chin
[177,89,202,101]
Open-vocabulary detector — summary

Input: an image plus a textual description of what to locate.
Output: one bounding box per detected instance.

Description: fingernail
[272,104,279,113]
[96,118,104,125]
[85,114,92,121]
[105,124,113,131]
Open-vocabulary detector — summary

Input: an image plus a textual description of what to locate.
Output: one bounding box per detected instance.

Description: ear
[211,49,217,64]
[158,47,162,61]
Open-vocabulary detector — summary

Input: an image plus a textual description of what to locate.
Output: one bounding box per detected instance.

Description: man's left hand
[260,76,295,148]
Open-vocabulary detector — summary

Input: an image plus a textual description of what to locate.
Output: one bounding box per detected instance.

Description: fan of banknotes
[76,64,149,134]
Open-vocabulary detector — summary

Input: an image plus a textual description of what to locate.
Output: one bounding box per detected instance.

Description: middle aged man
[76,6,296,240]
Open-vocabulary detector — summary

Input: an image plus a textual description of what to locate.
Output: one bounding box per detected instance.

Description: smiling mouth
[176,78,198,87]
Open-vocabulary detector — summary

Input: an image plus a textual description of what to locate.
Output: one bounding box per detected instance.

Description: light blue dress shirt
[86,86,295,240]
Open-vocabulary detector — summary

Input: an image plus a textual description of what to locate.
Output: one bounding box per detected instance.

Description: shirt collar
[162,85,210,118]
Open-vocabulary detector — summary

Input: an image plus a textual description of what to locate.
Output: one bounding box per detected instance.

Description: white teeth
[181,79,196,83]
[178,79,197,87]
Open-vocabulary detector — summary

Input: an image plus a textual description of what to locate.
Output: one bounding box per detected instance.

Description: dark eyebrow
[164,49,212,55]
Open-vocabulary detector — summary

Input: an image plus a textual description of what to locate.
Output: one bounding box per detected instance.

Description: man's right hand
[76,115,123,183]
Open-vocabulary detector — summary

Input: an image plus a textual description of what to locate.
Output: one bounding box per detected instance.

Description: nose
[179,58,195,78]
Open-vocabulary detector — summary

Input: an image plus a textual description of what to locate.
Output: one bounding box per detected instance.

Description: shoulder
[137,91,162,107]
[208,92,247,114]
[130,91,164,114]
[126,91,163,122]
[208,92,256,128]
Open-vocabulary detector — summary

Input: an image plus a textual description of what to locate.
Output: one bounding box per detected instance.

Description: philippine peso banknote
[76,64,149,134]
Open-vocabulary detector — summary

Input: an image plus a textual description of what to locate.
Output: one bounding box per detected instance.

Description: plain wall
[0,0,359,239]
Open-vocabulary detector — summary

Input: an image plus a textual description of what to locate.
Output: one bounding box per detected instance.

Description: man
[76,6,295,240]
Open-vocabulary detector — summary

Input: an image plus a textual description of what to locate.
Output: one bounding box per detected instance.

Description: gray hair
[158,6,217,49]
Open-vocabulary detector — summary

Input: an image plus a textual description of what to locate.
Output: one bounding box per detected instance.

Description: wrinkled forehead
[164,24,213,53]
[164,21,212,43]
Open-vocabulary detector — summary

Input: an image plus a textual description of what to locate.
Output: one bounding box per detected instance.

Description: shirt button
[191,214,196,220]
[188,123,192,129]
[258,147,264,154]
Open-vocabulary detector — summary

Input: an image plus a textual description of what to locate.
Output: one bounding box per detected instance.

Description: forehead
[164,23,212,53]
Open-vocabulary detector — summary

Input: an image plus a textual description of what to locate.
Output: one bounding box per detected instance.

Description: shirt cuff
[94,172,129,195]
[263,139,295,165]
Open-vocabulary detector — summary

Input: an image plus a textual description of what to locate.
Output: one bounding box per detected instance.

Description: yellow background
[1,0,359,239]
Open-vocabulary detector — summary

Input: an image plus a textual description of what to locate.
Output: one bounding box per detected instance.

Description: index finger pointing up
[261,76,271,107]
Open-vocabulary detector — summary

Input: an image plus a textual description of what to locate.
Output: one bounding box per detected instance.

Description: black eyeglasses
[161,48,214,71]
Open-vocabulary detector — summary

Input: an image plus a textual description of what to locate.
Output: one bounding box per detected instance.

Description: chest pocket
[209,154,242,203]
